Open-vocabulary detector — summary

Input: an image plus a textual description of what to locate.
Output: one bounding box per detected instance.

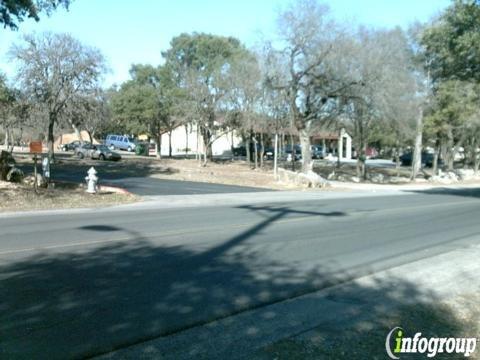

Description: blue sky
[0,0,451,86]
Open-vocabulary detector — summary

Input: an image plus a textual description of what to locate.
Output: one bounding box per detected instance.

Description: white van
[105,134,137,152]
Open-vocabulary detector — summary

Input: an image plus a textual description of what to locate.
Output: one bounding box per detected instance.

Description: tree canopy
[1,0,70,30]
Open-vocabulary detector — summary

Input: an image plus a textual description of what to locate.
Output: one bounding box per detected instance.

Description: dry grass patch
[0,180,138,213]
[147,158,338,191]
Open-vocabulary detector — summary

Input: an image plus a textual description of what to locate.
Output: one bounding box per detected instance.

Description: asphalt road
[1,189,480,358]
[18,160,266,196]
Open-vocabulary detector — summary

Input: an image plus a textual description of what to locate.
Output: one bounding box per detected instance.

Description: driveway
[17,157,267,196]
[102,177,268,196]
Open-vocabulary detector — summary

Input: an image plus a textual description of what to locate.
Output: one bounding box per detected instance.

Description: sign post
[29,141,43,193]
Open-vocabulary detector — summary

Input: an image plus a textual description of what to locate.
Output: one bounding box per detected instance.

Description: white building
[152,124,242,157]
[311,128,353,160]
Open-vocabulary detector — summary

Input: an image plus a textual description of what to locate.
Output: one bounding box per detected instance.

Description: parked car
[399,151,443,167]
[105,134,137,152]
[311,145,324,159]
[264,147,275,160]
[284,145,302,161]
[232,146,247,157]
[61,140,90,151]
[232,143,263,157]
[91,144,121,161]
[75,143,95,159]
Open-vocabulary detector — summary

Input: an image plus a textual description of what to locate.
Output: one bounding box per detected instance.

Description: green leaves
[421,0,480,82]
[110,64,180,137]
[1,0,71,30]
[163,33,244,77]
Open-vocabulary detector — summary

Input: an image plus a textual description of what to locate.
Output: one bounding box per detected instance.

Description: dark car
[311,145,324,159]
[264,147,275,160]
[399,151,442,167]
[233,143,264,157]
[91,144,121,161]
[232,146,247,157]
[284,145,302,161]
[61,140,90,151]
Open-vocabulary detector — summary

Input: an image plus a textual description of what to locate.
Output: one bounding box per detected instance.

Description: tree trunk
[202,138,208,167]
[299,130,312,173]
[86,130,94,144]
[395,151,400,177]
[196,123,200,162]
[273,132,279,180]
[337,129,342,168]
[206,136,213,160]
[355,116,367,180]
[394,143,401,177]
[168,130,172,158]
[231,131,235,161]
[259,133,264,168]
[155,133,162,159]
[47,114,56,161]
[411,107,423,180]
[253,135,258,169]
[356,145,367,180]
[432,138,440,175]
[290,134,296,172]
[185,125,189,157]
[200,126,212,162]
[474,141,480,175]
[446,126,454,171]
[280,133,284,159]
[4,128,11,153]
[468,137,478,173]
[72,123,82,144]
[245,135,251,167]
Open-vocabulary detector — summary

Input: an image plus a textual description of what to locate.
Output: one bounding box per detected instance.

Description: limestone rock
[277,168,329,188]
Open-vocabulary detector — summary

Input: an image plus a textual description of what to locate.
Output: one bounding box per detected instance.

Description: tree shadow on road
[0,204,477,359]
[407,187,480,199]
[17,156,179,183]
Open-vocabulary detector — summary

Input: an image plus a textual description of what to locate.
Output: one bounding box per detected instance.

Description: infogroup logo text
[386,327,478,359]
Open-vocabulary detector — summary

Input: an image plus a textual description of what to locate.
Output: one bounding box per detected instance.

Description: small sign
[30,141,42,154]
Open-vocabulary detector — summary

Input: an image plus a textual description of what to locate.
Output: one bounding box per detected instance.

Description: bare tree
[267,0,354,173]
[342,27,417,179]
[224,50,263,168]
[0,74,16,151]
[9,32,107,159]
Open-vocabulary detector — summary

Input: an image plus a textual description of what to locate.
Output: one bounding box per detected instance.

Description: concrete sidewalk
[96,235,480,359]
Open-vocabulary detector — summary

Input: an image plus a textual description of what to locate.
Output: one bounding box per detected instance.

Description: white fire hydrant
[85,167,98,194]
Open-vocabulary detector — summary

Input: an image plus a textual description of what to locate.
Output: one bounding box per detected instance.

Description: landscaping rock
[277,168,329,188]
[23,174,47,188]
[429,170,459,184]
[369,173,385,183]
[389,176,410,184]
[455,169,476,181]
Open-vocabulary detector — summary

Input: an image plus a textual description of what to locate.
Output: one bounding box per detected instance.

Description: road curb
[53,179,133,195]
[98,184,132,195]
